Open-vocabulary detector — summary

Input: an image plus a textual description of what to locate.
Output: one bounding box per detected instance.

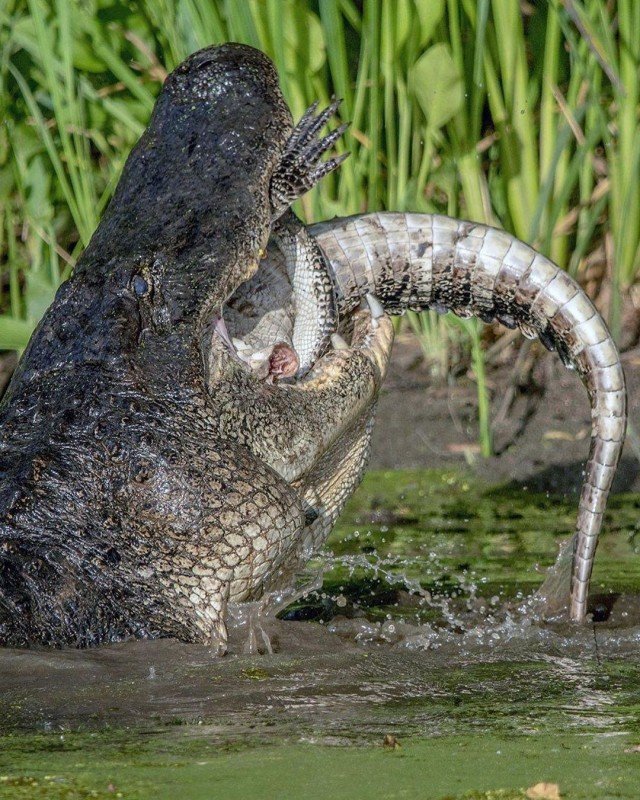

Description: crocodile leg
[272,210,338,376]
[270,98,348,218]
[309,212,627,623]
[240,100,347,376]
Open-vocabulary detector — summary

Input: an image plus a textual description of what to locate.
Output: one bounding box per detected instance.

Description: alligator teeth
[237,347,271,380]
[242,348,270,365]
[232,337,250,353]
[365,292,384,331]
[365,293,385,320]
[330,333,349,350]
[358,293,384,329]
[213,312,237,353]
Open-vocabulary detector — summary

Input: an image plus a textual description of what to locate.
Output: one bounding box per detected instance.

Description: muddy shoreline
[370,334,640,494]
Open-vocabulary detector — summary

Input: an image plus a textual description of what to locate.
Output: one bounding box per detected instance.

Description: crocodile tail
[310,212,627,622]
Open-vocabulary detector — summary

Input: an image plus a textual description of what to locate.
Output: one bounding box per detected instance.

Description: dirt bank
[370,334,640,495]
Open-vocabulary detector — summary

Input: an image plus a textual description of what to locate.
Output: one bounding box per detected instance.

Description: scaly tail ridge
[310,212,627,622]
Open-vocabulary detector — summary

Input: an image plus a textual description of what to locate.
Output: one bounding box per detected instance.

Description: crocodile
[0,44,392,651]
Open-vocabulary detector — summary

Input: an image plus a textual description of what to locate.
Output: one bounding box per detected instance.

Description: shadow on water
[502,455,640,496]
[1,467,640,799]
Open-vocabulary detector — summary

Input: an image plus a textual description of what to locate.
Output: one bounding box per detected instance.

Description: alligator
[0,44,392,651]
[0,43,626,650]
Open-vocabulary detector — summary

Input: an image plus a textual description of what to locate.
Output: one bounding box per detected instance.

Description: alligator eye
[132,275,150,297]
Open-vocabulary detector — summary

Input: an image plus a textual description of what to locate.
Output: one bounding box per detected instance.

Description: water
[1,468,639,799]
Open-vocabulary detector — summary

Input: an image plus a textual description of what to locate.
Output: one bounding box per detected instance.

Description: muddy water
[1,469,639,799]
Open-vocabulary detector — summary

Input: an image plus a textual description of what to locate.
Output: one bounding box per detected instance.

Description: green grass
[1,0,638,454]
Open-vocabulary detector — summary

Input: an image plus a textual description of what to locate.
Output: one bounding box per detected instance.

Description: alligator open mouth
[210,307,300,381]
[211,237,300,382]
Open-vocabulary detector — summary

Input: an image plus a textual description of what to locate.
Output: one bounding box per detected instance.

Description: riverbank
[371,334,640,494]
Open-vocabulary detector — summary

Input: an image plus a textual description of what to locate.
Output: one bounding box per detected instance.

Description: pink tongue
[268,343,300,380]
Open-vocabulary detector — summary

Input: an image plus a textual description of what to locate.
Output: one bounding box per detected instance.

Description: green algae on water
[2,730,640,800]
[1,468,640,800]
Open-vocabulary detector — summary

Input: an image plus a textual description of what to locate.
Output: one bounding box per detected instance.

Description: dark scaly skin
[0,45,392,651]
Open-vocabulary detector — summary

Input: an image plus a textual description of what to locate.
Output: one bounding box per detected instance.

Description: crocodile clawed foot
[270,98,349,218]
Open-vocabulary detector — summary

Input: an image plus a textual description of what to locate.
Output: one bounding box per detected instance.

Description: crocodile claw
[286,97,342,152]
[299,121,349,167]
[307,152,350,188]
[270,99,349,218]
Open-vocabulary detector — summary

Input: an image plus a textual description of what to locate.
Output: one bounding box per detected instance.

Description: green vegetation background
[1,0,638,448]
